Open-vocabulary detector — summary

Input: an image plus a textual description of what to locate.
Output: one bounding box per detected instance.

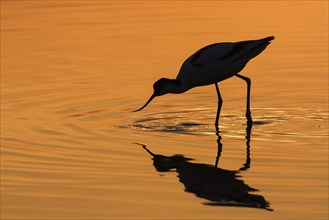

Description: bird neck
[164,80,189,94]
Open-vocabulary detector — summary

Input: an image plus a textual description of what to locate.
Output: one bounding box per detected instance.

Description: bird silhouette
[133,36,274,127]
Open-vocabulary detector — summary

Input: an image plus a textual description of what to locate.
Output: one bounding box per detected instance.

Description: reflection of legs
[235,74,252,124]
[214,130,222,168]
[239,122,252,171]
[215,123,252,169]
[214,83,223,129]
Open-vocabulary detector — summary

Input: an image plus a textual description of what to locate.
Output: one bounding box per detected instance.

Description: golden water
[1,1,328,219]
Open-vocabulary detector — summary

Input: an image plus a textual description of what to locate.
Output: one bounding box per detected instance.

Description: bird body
[177,36,273,90]
[133,36,274,127]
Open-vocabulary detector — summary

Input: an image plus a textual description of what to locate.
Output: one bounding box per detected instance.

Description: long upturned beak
[132,94,156,112]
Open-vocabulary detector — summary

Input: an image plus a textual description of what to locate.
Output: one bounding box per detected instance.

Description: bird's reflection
[136,124,272,211]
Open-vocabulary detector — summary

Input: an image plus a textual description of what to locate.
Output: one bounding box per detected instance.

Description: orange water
[1,1,328,219]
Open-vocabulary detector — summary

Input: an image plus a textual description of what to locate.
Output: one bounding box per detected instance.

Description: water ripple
[127,108,328,138]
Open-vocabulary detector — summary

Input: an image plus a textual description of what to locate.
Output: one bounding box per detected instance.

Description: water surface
[1,1,328,219]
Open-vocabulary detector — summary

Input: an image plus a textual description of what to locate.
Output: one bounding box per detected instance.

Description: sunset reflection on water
[1,1,328,219]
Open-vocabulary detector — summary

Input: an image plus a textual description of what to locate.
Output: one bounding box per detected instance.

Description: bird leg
[235,74,253,124]
[214,83,223,129]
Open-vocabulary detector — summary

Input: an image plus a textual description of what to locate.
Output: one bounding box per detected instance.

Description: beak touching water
[132,94,156,112]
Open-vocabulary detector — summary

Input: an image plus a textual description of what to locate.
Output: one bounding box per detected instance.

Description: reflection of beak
[132,94,156,112]
[133,142,155,157]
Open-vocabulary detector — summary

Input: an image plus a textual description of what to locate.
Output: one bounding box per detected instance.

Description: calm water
[1,1,328,219]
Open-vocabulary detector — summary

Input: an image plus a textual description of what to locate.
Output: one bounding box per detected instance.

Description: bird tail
[233,36,274,62]
[260,36,275,42]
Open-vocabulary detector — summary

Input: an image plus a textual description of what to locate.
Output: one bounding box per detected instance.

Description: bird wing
[188,43,235,66]
[187,36,274,66]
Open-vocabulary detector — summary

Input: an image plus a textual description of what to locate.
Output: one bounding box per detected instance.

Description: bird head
[132,78,181,112]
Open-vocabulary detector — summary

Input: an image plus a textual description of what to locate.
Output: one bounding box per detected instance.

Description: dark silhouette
[136,123,272,211]
[133,36,275,127]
